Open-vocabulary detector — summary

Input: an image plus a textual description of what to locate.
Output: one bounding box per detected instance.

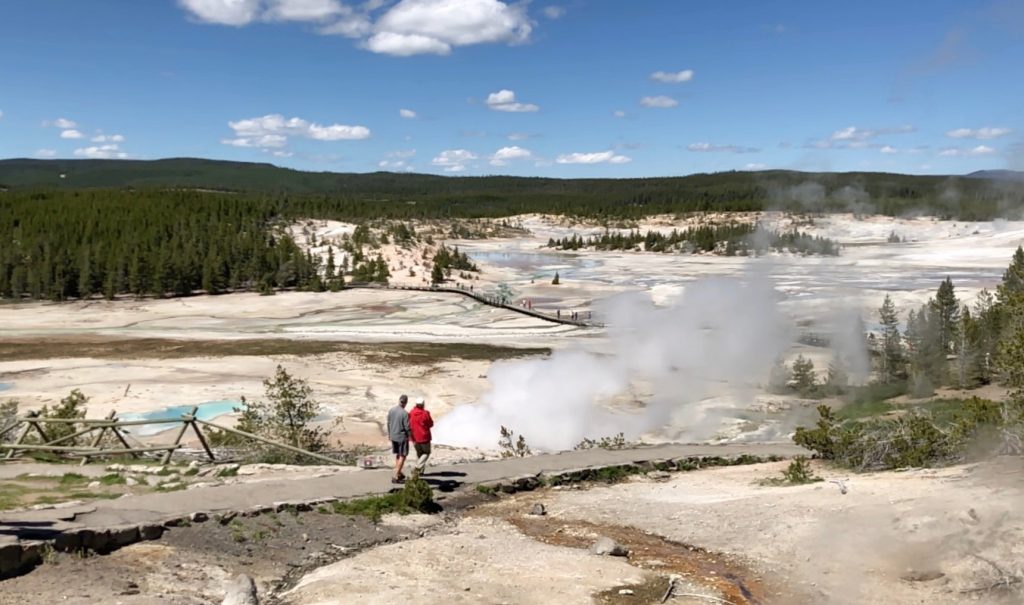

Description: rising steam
[434,276,795,451]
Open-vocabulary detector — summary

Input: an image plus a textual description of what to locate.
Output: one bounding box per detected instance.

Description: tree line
[547,225,840,256]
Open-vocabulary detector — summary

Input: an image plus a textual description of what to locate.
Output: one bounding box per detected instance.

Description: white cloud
[223,113,371,150]
[640,95,677,108]
[264,0,346,21]
[60,129,84,139]
[939,145,996,157]
[399,108,417,119]
[507,132,530,141]
[555,150,631,164]
[35,149,57,158]
[180,0,533,57]
[542,5,565,19]
[364,31,452,55]
[945,127,1011,140]
[91,134,126,143]
[388,148,416,158]
[367,0,532,56]
[807,124,916,149]
[42,117,77,129]
[379,159,414,171]
[613,110,626,118]
[743,163,768,170]
[0,110,3,119]
[74,144,128,159]
[490,145,531,166]
[319,12,372,37]
[650,69,694,83]
[271,150,294,157]
[486,89,539,112]
[432,148,477,172]
[178,0,262,25]
[880,145,898,154]
[687,142,759,153]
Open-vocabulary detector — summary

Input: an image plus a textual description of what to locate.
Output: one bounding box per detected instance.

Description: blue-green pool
[120,400,240,436]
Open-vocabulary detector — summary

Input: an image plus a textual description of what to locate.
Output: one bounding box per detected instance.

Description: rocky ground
[5,457,1018,604]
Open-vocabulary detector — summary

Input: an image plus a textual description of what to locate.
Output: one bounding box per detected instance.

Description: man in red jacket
[409,397,434,475]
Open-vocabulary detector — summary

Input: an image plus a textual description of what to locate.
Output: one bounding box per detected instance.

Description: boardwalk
[348,283,601,327]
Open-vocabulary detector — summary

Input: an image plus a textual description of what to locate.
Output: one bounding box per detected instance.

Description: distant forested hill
[1,158,1022,219]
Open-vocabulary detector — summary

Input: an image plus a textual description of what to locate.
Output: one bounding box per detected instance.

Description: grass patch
[98,473,126,486]
[214,466,239,478]
[330,476,435,523]
[57,473,89,487]
[0,484,31,509]
[475,484,495,495]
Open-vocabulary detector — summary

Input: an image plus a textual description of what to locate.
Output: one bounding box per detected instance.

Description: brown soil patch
[505,515,765,605]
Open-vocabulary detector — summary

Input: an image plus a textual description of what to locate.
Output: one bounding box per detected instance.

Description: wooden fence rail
[0,406,344,466]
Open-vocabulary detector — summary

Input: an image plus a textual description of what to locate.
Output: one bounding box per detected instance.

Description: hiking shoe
[392,477,405,484]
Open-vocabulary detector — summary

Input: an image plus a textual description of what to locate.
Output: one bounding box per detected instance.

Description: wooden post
[4,420,29,459]
[108,414,139,459]
[80,411,115,465]
[190,421,216,462]
[163,407,198,465]
[28,418,50,444]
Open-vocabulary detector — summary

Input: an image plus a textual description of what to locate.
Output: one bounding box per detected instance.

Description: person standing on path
[387,395,411,484]
[409,397,434,475]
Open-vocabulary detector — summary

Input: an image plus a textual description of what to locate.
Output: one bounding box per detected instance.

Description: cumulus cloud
[542,5,565,19]
[485,89,539,112]
[650,69,693,83]
[91,134,126,143]
[180,0,533,56]
[365,0,532,56]
[613,110,626,118]
[178,0,262,25]
[506,132,532,141]
[939,145,996,157]
[945,127,1011,139]
[686,142,760,153]
[743,163,768,170]
[432,148,477,172]
[74,144,128,159]
[223,113,370,151]
[35,149,57,158]
[264,0,346,21]
[555,150,631,164]
[399,108,417,119]
[489,145,531,166]
[640,95,678,108]
[60,129,84,139]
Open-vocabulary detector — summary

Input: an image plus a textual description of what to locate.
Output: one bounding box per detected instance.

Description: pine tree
[878,295,905,383]
[791,355,817,397]
[998,246,1024,303]
[932,277,960,354]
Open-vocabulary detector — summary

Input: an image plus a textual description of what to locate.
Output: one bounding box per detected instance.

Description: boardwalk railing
[0,407,344,466]
[347,282,602,328]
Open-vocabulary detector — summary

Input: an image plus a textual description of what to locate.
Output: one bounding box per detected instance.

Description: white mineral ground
[0,213,1022,455]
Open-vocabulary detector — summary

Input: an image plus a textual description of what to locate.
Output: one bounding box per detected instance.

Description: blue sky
[1,0,1022,177]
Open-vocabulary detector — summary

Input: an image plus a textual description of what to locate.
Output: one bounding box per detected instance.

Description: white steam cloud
[434,277,794,451]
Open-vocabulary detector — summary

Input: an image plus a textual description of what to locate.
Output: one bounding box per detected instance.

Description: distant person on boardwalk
[409,397,434,475]
[387,395,411,484]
